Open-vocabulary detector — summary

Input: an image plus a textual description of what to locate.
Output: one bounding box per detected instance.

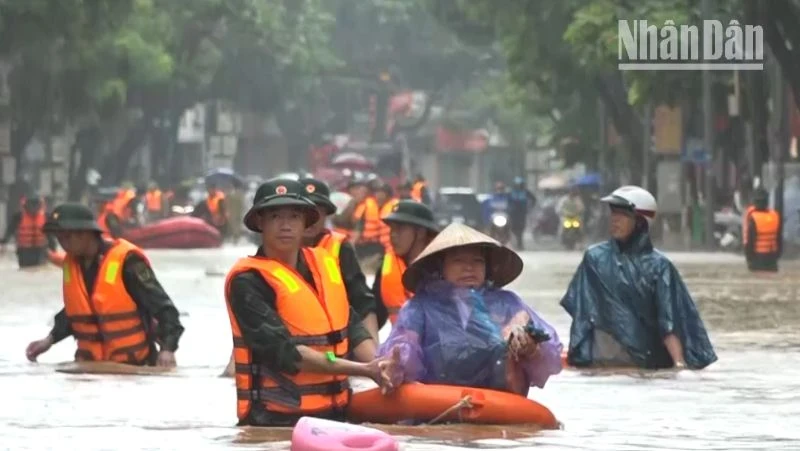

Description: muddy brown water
[2,247,799,450]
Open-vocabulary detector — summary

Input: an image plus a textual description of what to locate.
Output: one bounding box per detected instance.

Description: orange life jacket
[62,239,151,364]
[410,182,425,202]
[750,209,780,254]
[207,191,226,226]
[317,230,348,259]
[378,198,399,251]
[16,208,46,248]
[224,247,351,421]
[145,190,163,212]
[353,197,380,242]
[112,189,136,220]
[380,251,412,324]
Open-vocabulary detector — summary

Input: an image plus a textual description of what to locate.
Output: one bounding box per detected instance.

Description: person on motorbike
[557,187,585,231]
[509,177,536,250]
[482,181,511,244]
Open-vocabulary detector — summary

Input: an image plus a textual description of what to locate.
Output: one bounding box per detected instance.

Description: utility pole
[701,0,716,248]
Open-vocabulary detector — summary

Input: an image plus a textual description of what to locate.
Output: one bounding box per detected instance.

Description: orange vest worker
[379,251,413,324]
[410,181,425,202]
[378,198,399,251]
[207,191,227,226]
[353,197,380,242]
[224,247,351,421]
[62,239,151,364]
[749,210,780,254]
[16,207,47,249]
[145,189,163,213]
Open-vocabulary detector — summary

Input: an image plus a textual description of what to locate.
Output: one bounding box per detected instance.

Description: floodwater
[1,247,799,450]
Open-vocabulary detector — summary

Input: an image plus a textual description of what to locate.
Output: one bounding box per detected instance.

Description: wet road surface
[1,246,799,450]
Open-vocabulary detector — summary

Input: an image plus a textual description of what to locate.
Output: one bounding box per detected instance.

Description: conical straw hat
[401,223,523,291]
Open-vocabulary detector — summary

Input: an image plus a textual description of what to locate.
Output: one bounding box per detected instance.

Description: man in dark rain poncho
[560,186,717,370]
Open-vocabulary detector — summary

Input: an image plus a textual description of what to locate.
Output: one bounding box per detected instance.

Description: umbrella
[573,173,602,187]
[537,175,568,190]
[331,152,375,170]
[205,168,244,188]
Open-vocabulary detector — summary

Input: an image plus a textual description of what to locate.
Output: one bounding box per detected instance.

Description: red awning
[435,126,488,152]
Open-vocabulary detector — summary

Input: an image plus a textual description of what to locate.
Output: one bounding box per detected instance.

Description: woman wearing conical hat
[377,223,563,396]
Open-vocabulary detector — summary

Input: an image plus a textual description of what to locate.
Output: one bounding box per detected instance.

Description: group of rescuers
[14,174,727,427]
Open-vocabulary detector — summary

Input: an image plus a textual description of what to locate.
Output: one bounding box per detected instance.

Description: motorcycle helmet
[601,185,657,224]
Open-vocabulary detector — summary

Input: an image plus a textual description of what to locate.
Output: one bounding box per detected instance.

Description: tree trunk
[100,116,151,186]
[67,126,101,201]
[759,0,800,109]
[595,73,644,179]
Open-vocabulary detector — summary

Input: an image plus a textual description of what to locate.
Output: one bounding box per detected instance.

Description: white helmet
[601,185,657,223]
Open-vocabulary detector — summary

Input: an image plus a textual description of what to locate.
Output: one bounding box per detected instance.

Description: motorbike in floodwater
[490,211,511,245]
[560,216,582,250]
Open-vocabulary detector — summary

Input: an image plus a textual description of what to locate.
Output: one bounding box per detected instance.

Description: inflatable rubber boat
[348,383,559,428]
[123,217,222,249]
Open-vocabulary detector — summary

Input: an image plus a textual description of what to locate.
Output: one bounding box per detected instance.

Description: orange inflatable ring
[47,250,66,267]
[561,350,569,368]
[347,383,559,428]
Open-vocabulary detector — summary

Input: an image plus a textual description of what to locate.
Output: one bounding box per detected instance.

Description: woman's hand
[507,325,539,361]
[365,346,402,394]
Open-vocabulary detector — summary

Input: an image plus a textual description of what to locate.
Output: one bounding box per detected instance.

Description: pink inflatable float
[290,416,399,451]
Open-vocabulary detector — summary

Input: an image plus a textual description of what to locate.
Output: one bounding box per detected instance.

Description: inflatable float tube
[122,217,222,249]
[347,383,559,428]
[55,361,178,376]
[291,416,399,451]
[48,250,66,267]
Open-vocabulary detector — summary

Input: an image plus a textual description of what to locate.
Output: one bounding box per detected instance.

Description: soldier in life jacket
[410,173,431,205]
[192,182,228,235]
[25,203,185,367]
[299,177,380,342]
[144,181,167,221]
[0,194,56,268]
[743,188,782,272]
[374,183,399,253]
[350,178,384,258]
[224,178,398,426]
[372,200,440,328]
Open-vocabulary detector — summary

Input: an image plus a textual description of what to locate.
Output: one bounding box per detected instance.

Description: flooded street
[2,246,800,450]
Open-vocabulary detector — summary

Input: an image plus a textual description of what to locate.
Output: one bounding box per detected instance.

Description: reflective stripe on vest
[751,209,780,254]
[378,199,398,250]
[354,197,380,242]
[317,230,347,259]
[380,251,412,324]
[224,247,351,420]
[62,239,151,364]
[16,209,46,248]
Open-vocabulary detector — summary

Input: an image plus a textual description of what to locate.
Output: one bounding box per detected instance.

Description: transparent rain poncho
[378,279,562,395]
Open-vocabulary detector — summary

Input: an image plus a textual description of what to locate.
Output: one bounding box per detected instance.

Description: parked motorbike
[561,216,582,250]
[490,212,511,245]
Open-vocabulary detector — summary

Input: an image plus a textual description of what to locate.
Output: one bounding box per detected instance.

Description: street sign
[681,138,710,164]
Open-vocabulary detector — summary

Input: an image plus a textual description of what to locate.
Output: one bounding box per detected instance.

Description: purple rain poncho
[377,279,562,395]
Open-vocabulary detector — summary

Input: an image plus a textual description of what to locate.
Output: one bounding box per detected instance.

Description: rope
[426,395,473,425]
